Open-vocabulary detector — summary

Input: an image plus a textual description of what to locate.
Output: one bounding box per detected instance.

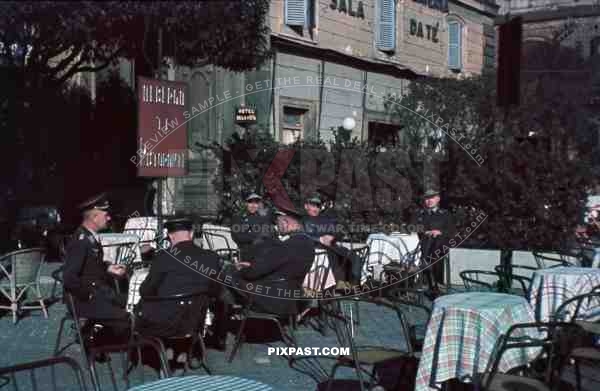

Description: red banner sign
[135,77,188,177]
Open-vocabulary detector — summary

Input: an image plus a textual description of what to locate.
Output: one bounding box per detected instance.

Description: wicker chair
[0,247,48,324]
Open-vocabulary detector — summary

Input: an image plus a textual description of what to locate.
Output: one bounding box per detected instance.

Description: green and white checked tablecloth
[127,375,273,390]
[529,267,600,322]
[415,292,539,391]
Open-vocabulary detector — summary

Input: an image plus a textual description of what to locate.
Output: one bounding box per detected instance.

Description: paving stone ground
[1,263,598,391]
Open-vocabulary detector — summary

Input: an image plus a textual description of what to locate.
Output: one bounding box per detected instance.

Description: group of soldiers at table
[62,189,451,362]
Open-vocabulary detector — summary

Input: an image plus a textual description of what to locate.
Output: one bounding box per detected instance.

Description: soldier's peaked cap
[78,193,110,212]
[164,217,194,233]
[245,192,262,201]
[422,189,440,198]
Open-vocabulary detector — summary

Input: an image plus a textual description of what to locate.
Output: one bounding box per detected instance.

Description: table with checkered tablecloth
[415,292,540,391]
[529,266,600,322]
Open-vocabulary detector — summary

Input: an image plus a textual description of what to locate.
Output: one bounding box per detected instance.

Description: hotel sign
[235,104,257,125]
[136,77,188,177]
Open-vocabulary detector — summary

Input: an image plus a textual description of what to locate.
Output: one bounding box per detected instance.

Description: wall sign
[136,77,188,177]
[410,19,439,43]
[330,0,365,19]
[235,104,257,125]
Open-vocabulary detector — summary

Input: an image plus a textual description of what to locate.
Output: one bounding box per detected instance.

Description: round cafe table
[127,375,273,391]
[529,266,600,322]
[415,292,540,391]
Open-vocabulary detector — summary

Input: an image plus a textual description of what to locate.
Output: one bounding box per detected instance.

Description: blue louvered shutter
[448,22,462,70]
[377,0,396,52]
[285,0,306,26]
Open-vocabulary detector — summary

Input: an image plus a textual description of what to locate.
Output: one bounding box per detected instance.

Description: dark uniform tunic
[63,226,128,320]
[303,214,361,284]
[414,207,453,285]
[236,232,315,316]
[135,241,222,337]
[303,214,338,239]
[231,210,274,262]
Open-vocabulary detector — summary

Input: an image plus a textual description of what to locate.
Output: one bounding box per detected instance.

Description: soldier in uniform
[136,217,225,347]
[303,194,361,287]
[231,192,274,262]
[414,189,452,297]
[233,202,316,316]
[303,194,337,239]
[62,193,130,338]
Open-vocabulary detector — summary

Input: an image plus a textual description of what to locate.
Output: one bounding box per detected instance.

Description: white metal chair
[363,235,408,283]
[0,247,48,324]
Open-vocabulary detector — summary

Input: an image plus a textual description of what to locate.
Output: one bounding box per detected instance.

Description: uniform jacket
[63,226,126,320]
[303,214,338,240]
[231,210,275,261]
[136,240,222,331]
[237,231,316,316]
[413,207,453,239]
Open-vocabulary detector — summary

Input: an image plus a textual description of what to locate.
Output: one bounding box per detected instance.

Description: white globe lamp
[342,116,356,131]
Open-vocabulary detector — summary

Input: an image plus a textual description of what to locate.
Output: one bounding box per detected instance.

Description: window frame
[447,19,463,71]
[376,0,397,53]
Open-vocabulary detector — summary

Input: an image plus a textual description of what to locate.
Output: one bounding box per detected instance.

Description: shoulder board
[78,233,86,240]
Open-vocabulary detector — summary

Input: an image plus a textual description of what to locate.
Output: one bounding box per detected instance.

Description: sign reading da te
[410,19,439,43]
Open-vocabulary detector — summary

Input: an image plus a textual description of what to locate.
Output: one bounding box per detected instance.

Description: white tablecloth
[98,233,142,264]
[127,267,149,312]
[124,217,161,248]
[303,249,336,291]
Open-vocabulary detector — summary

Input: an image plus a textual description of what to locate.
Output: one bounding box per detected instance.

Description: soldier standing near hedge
[414,189,452,298]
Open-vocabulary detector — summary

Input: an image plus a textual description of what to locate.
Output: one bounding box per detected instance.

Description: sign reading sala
[330,0,365,19]
[136,77,188,177]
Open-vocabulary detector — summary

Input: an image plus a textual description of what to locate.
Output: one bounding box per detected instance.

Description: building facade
[495,1,600,160]
[162,0,499,216]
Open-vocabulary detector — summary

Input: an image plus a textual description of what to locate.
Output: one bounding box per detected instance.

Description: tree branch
[55,46,123,85]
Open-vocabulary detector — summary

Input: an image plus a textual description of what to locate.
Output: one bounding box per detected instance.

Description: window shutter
[377,0,396,52]
[285,0,306,26]
[448,22,462,70]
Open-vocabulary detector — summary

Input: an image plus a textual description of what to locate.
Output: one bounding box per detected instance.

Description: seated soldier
[63,193,130,343]
[233,202,316,317]
[303,194,362,288]
[231,192,275,262]
[135,217,223,347]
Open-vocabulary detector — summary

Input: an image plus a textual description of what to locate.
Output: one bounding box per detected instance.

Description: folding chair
[201,230,239,265]
[479,322,581,391]
[323,297,417,391]
[0,356,87,391]
[134,291,212,375]
[227,292,300,363]
[553,292,600,391]
[88,337,170,391]
[533,251,577,269]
